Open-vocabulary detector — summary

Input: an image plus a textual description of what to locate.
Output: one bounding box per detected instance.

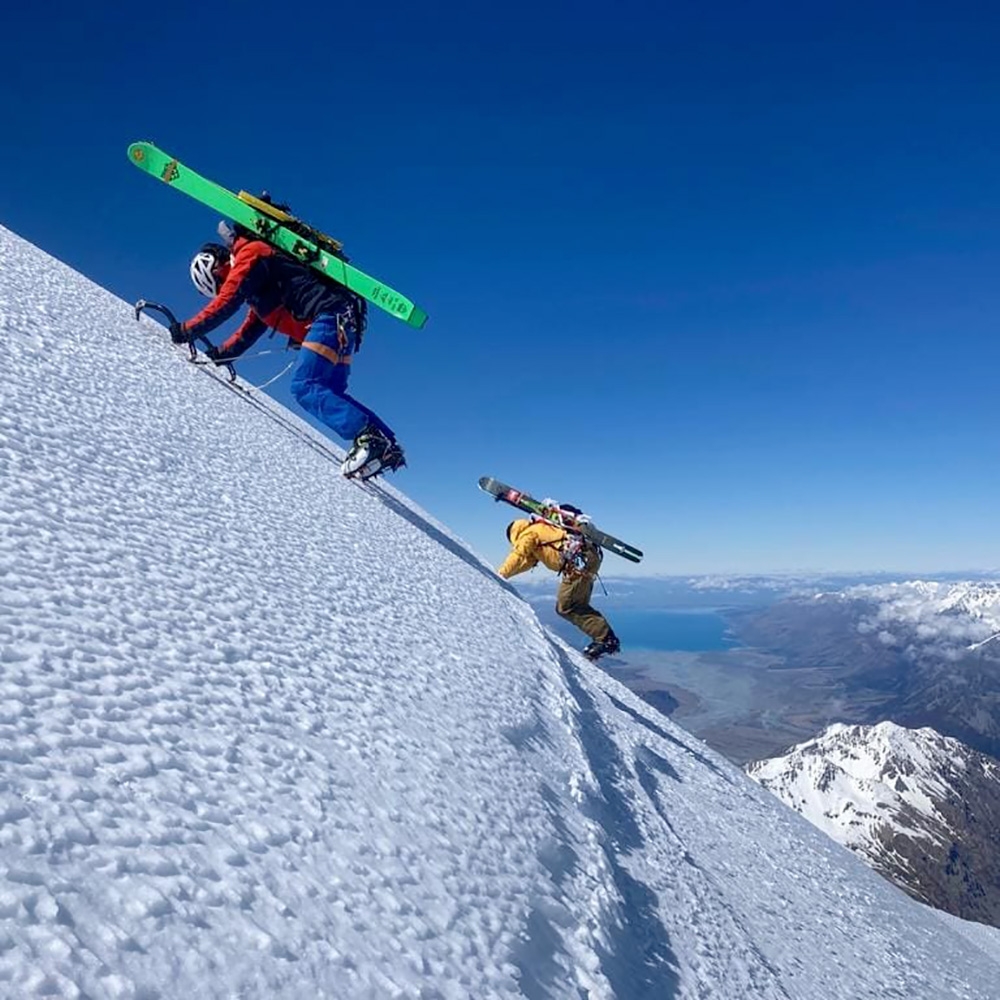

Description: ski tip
[407,307,429,330]
[128,142,172,176]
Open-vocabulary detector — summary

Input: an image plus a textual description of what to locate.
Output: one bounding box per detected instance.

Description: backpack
[559,532,591,575]
[226,196,369,349]
[529,508,595,575]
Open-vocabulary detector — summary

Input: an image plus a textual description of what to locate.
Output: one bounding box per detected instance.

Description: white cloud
[841,582,1000,648]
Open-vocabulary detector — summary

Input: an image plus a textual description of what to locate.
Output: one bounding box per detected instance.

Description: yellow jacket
[498,519,600,580]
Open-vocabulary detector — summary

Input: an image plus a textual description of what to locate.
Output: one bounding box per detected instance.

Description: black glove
[168,320,188,345]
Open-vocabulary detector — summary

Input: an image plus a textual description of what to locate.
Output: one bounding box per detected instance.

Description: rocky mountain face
[747,722,1000,926]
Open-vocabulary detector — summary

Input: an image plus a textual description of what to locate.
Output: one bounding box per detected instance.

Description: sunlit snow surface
[1,223,999,999]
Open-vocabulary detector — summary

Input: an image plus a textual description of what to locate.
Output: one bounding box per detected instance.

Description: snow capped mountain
[3,220,1000,998]
[747,722,1000,926]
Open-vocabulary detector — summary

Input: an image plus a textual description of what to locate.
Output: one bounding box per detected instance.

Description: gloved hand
[168,320,188,345]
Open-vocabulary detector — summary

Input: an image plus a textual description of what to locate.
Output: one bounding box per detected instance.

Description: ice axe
[133,299,236,382]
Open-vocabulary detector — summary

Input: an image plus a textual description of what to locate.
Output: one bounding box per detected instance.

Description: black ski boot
[342,426,405,480]
[583,631,620,661]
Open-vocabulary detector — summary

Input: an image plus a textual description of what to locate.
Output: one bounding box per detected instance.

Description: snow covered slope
[2,222,1000,998]
[747,722,1000,926]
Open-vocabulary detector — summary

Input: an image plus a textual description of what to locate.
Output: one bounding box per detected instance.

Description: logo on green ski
[161,159,180,183]
[371,286,409,315]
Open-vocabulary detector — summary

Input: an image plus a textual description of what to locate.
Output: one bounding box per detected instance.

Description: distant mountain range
[747,721,1000,927]
[726,581,1000,759]
[518,577,1000,766]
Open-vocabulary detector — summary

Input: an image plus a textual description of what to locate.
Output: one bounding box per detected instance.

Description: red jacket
[219,305,309,358]
[181,237,352,359]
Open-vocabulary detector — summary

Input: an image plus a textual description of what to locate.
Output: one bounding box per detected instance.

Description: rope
[232,347,297,362]
[193,363,344,468]
[249,360,296,391]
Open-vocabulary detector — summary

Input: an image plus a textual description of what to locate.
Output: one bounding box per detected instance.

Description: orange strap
[301,340,353,366]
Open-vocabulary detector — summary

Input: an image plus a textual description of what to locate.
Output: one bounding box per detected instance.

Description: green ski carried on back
[127,141,427,329]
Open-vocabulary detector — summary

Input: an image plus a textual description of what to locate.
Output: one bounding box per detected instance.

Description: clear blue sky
[3,1,1000,574]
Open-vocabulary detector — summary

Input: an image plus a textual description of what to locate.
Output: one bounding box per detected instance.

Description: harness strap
[533,519,599,578]
[301,340,353,366]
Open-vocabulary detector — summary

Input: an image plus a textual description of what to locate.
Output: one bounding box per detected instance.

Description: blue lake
[604,609,737,652]
[530,598,739,653]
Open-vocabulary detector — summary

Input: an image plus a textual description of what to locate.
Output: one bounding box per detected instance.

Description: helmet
[189,242,231,297]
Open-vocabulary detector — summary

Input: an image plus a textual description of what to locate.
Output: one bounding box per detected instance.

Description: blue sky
[3,1,1000,574]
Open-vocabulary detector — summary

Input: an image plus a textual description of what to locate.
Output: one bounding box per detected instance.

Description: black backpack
[228,195,369,348]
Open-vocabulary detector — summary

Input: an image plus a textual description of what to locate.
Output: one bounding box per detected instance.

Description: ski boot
[341,426,406,481]
[583,631,621,661]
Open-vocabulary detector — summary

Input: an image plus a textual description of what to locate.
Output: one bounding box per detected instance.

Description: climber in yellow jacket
[498,515,621,661]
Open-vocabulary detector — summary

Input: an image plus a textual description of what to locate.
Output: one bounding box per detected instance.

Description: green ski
[127,141,427,329]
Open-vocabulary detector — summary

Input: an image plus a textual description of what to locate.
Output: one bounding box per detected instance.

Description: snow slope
[2,222,1000,999]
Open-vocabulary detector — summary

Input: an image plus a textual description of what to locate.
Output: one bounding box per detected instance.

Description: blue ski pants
[290,312,394,443]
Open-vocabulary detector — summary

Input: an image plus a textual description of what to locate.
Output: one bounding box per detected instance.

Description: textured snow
[936,907,1000,967]
[2,222,1000,998]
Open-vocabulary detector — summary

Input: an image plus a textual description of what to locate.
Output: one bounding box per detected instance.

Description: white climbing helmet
[189,243,231,297]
